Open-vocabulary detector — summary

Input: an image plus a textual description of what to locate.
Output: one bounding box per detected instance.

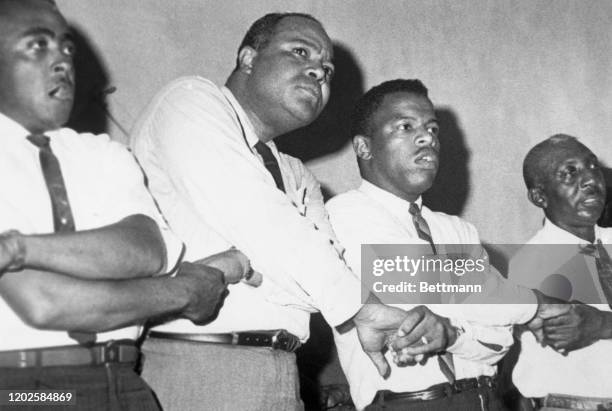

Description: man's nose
[51,47,74,76]
[415,127,439,149]
[306,62,326,84]
[580,168,602,189]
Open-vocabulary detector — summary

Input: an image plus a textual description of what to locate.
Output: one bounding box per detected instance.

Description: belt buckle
[477,376,495,389]
[271,330,301,352]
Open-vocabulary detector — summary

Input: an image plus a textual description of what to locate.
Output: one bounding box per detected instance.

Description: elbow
[18,292,62,330]
[124,215,167,275]
[135,241,165,276]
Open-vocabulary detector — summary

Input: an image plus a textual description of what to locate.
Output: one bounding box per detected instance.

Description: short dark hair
[523,134,583,189]
[351,79,429,137]
[237,12,321,53]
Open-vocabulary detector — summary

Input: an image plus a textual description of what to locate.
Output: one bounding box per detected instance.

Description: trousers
[0,362,160,411]
[365,386,509,411]
[141,337,303,411]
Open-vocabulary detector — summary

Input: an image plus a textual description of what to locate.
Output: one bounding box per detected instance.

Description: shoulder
[56,128,114,152]
[277,152,320,188]
[132,76,241,150]
[597,226,612,243]
[56,128,137,168]
[423,207,480,241]
[326,189,372,216]
[140,76,231,121]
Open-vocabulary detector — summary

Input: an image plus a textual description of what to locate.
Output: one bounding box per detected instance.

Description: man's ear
[528,186,548,209]
[353,135,372,160]
[237,46,257,74]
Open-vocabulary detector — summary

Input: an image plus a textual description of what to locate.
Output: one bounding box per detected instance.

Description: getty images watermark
[360,243,611,304]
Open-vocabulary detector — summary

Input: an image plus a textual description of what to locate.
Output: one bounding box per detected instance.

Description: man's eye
[399,123,414,131]
[30,38,48,50]
[427,126,439,136]
[62,42,76,56]
[559,166,577,180]
[292,47,307,57]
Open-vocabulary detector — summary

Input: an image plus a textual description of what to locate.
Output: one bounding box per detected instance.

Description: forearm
[19,214,166,279]
[0,269,191,332]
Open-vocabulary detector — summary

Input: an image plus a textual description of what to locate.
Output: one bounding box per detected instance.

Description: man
[509,135,612,409]
[131,13,441,411]
[326,79,560,410]
[0,1,249,409]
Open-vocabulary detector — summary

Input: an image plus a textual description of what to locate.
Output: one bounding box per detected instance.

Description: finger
[397,307,426,338]
[530,328,545,345]
[543,315,572,327]
[550,339,572,351]
[393,349,417,366]
[543,324,574,337]
[392,324,427,350]
[366,351,390,379]
[543,332,573,345]
[396,340,441,356]
[242,270,263,287]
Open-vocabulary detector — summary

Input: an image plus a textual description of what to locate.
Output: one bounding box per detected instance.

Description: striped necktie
[409,202,455,384]
[582,240,612,308]
[27,134,97,345]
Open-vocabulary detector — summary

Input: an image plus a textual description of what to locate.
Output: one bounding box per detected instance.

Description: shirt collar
[358,179,423,219]
[0,112,31,142]
[0,111,62,144]
[220,85,271,151]
[540,217,604,245]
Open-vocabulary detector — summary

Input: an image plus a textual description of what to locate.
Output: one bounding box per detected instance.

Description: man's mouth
[414,149,439,168]
[297,84,321,102]
[581,195,604,207]
[48,80,74,101]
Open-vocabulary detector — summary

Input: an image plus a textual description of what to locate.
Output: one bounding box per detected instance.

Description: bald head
[523,134,606,241]
[523,134,585,190]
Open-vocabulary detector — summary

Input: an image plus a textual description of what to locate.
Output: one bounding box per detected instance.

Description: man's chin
[287,105,321,129]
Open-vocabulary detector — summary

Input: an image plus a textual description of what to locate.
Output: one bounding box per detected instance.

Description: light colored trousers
[141,337,303,411]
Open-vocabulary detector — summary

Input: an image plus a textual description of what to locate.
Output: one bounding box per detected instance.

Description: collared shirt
[509,218,612,397]
[326,180,536,410]
[0,113,182,350]
[130,77,362,339]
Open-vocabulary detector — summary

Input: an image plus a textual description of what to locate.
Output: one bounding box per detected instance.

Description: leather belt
[372,376,497,403]
[533,394,612,410]
[148,329,301,352]
[0,340,139,368]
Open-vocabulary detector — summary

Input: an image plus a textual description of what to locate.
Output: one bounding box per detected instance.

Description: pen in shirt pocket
[292,186,308,216]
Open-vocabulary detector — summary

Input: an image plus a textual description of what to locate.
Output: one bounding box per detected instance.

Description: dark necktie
[408,202,455,384]
[254,141,285,193]
[582,240,612,308]
[27,134,96,345]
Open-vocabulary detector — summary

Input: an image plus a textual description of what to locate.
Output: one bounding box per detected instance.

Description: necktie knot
[408,202,421,217]
[27,134,51,149]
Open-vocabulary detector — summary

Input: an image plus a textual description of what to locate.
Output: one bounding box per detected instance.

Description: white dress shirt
[327,180,536,410]
[0,113,181,350]
[131,77,362,340]
[509,218,612,397]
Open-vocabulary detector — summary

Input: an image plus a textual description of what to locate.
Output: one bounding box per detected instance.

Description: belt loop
[378,390,386,408]
[105,362,121,411]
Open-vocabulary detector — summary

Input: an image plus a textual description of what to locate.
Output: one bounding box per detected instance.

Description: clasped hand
[526,291,609,354]
[351,302,457,378]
